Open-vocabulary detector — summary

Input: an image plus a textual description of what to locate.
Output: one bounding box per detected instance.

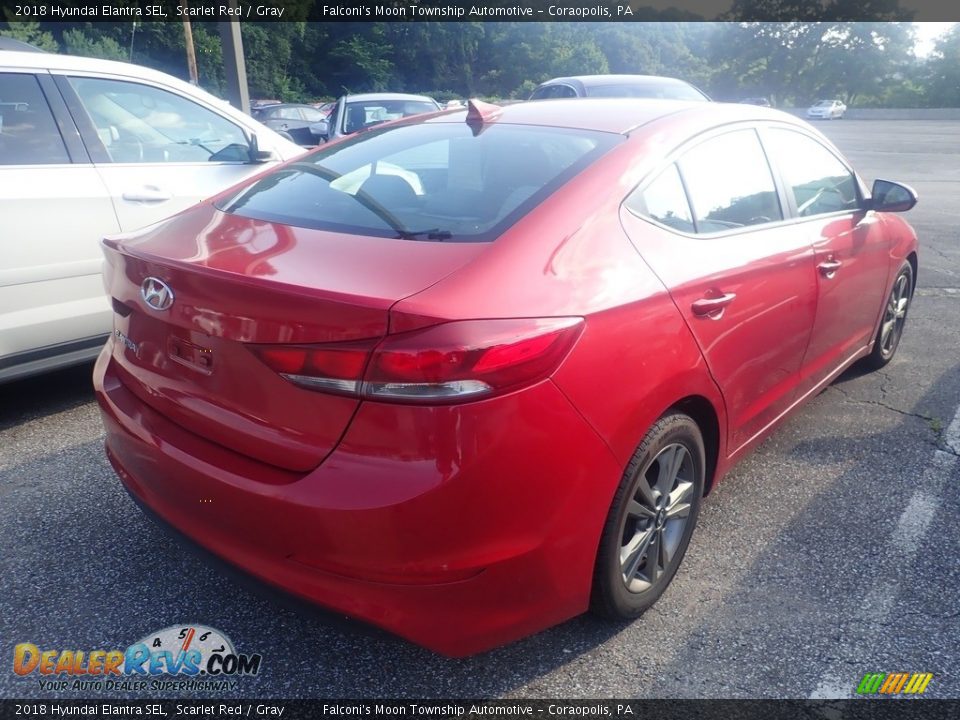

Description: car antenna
[466,98,502,135]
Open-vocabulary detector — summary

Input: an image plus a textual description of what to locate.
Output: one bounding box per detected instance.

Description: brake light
[251,318,583,403]
[252,340,375,395]
[365,318,583,402]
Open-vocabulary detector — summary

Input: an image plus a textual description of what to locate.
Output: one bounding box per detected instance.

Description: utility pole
[128,21,137,61]
[180,0,199,85]
[218,0,250,114]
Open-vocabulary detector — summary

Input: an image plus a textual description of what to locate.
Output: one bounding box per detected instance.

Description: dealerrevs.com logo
[13,625,262,692]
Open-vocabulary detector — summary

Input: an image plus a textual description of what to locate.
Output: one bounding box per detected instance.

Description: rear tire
[591,412,705,619]
[862,260,913,371]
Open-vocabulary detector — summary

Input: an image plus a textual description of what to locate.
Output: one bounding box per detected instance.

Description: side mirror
[247,133,275,164]
[869,179,917,213]
[309,120,330,141]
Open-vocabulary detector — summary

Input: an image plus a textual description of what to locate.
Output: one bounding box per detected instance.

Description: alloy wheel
[618,443,695,593]
[879,271,911,358]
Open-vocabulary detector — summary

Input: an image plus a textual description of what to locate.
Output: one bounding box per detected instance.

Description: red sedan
[94,99,918,656]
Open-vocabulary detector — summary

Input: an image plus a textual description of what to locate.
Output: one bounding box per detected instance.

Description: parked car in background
[529,74,711,101]
[252,102,329,146]
[309,93,442,142]
[0,49,303,383]
[311,101,335,117]
[0,36,46,52]
[94,98,917,656]
[739,97,771,107]
[807,99,846,119]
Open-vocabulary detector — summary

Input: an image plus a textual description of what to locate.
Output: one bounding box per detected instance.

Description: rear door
[0,70,118,375]
[620,127,818,453]
[760,126,890,391]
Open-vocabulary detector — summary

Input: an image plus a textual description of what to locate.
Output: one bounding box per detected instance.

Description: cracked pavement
[1,119,959,700]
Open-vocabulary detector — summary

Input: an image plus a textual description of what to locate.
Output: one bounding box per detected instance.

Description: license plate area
[168,336,214,374]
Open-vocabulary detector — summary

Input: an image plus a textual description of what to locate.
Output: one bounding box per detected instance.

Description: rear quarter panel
[391,130,728,476]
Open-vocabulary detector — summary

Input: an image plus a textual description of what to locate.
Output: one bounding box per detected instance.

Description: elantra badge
[141,277,174,311]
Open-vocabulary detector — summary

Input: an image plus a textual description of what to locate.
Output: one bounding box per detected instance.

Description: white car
[806,99,847,120]
[0,50,304,382]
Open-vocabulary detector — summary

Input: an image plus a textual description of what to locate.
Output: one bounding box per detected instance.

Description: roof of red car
[427,98,801,136]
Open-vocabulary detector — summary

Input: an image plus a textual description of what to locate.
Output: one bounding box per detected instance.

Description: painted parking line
[809,401,960,700]
[946,405,960,454]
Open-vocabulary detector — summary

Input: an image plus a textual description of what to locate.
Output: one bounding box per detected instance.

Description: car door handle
[818,259,843,278]
[121,187,172,203]
[691,292,737,318]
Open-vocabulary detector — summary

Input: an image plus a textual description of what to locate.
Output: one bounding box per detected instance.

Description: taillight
[250,317,583,403]
[364,318,583,402]
[252,339,376,395]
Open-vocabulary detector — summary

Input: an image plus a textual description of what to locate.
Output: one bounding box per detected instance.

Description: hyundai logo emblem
[140,276,175,311]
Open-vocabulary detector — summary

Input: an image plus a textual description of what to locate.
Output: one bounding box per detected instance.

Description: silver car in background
[310,93,441,142]
[529,74,711,101]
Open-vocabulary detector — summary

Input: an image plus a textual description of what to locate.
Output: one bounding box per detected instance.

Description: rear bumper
[94,343,623,656]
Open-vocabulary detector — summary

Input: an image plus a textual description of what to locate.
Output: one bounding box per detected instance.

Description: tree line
[3,18,959,108]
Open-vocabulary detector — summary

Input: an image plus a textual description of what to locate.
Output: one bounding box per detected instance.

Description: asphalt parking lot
[1,119,959,701]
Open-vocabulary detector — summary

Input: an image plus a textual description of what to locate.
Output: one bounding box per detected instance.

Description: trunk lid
[103,203,484,472]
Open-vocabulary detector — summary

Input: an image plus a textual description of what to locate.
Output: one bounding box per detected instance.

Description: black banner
[0,0,958,23]
[2,700,960,720]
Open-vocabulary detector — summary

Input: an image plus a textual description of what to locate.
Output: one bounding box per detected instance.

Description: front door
[760,127,892,391]
[621,128,818,452]
[58,73,256,231]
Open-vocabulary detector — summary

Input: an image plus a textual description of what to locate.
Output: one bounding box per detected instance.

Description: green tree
[0,17,59,52]
[925,25,960,107]
[62,28,128,61]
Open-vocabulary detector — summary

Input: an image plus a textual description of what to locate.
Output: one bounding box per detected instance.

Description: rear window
[587,83,707,101]
[218,122,619,242]
[342,100,438,134]
[530,84,579,100]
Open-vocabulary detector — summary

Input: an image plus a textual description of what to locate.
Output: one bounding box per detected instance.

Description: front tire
[863,260,913,370]
[591,412,705,619]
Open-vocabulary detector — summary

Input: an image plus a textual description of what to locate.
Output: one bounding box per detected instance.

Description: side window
[763,128,860,217]
[0,73,70,165]
[67,76,249,163]
[301,107,325,123]
[678,129,783,233]
[626,163,695,233]
[276,107,302,120]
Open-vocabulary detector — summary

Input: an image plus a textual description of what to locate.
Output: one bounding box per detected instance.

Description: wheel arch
[906,251,918,297]
[670,395,721,495]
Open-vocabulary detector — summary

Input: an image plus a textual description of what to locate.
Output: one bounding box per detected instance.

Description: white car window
[0,73,70,165]
[67,76,249,163]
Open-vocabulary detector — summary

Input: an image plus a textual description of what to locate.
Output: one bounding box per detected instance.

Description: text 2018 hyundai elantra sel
[94,98,918,656]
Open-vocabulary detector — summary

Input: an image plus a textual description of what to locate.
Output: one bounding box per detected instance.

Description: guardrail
[780,108,960,120]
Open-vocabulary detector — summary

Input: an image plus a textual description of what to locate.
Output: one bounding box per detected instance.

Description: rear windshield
[342,99,438,134]
[218,122,620,242]
[586,83,708,101]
